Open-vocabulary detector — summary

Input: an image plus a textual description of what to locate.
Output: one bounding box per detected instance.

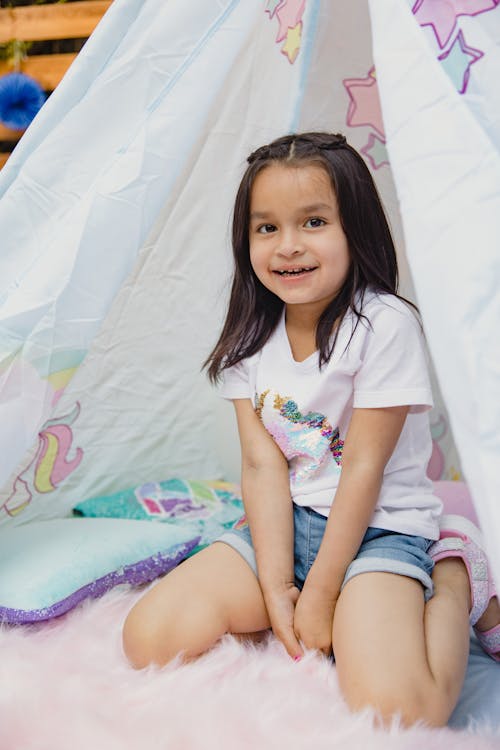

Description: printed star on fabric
[265,0,284,19]
[438,29,483,93]
[343,67,385,139]
[281,22,302,64]
[412,0,499,49]
[275,0,306,42]
[360,134,389,171]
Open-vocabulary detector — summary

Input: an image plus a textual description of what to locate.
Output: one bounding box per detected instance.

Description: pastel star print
[360,133,389,171]
[343,67,385,139]
[265,0,283,19]
[438,30,483,93]
[264,0,307,65]
[281,23,302,64]
[275,0,306,42]
[412,0,499,49]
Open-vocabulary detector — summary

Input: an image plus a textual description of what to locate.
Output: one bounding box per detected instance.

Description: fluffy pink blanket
[1,586,498,750]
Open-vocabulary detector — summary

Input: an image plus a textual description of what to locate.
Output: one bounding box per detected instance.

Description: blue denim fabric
[218,502,435,600]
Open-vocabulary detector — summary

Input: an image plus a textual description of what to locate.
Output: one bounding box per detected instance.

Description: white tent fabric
[0,0,496,587]
[369,0,500,582]
[0,0,327,523]
[1,0,301,493]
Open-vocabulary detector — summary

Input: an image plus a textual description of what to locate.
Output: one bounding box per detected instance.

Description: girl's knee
[379,691,449,728]
[122,595,229,669]
[122,607,167,670]
[340,677,450,728]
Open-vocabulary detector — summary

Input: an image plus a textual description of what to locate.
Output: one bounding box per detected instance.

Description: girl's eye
[257,224,277,234]
[305,217,325,228]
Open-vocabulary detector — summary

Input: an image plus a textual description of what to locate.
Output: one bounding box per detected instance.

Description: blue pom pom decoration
[0,72,46,131]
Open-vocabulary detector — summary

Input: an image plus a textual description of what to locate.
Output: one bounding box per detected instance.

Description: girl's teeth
[278,268,313,275]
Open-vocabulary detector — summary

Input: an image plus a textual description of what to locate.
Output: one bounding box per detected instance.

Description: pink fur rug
[1,586,499,750]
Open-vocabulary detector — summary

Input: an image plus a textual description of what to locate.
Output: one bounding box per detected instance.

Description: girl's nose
[277,230,304,257]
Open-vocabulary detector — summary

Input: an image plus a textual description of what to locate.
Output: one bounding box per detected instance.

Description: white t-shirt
[220,292,442,540]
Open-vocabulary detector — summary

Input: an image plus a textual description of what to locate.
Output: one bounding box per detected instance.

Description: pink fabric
[433,481,479,526]
[0,586,498,750]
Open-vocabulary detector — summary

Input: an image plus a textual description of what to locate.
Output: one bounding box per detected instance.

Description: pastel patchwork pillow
[0,517,200,624]
[73,478,247,549]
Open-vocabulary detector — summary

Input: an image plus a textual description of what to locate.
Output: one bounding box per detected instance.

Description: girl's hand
[264,585,304,660]
[294,581,338,656]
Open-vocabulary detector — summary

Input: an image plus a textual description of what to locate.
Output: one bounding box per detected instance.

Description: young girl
[123,132,500,726]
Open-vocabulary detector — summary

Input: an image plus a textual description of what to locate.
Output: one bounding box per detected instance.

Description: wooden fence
[0,0,112,168]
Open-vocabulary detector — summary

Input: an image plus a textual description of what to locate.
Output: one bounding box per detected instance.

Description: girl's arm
[294,405,409,654]
[233,398,303,658]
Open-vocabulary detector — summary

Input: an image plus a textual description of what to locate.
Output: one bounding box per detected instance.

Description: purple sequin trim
[0,537,200,625]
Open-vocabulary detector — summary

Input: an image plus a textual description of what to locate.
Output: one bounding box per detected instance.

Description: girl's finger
[275,625,304,660]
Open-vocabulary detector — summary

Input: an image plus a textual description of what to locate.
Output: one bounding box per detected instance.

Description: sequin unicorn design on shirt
[255,389,343,483]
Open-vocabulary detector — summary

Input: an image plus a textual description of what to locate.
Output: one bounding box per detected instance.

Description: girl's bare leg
[122,542,270,669]
[332,559,471,728]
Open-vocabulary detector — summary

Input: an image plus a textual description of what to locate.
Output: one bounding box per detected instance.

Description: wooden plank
[0,123,24,141]
[0,1,112,43]
[0,53,76,90]
[0,153,11,169]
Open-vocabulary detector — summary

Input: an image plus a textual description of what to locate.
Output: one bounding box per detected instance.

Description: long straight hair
[206,132,414,382]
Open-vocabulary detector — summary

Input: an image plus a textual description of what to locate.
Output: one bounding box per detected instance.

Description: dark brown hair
[205,132,414,382]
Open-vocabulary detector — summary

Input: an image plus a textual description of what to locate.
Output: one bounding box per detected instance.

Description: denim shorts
[218,503,435,601]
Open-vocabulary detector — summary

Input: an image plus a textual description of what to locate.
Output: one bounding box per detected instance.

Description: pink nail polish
[294,655,302,662]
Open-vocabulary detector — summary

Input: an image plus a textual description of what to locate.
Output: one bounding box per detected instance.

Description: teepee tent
[0,0,499,587]
[2,3,500,742]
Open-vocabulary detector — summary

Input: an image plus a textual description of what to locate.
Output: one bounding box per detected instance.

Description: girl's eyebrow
[300,202,333,214]
[250,202,333,220]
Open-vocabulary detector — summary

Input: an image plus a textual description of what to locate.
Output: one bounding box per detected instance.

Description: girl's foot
[430,514,500,662]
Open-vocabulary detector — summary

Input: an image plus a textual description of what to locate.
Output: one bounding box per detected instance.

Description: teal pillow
[73,478,247,551]
[0,518,200,624]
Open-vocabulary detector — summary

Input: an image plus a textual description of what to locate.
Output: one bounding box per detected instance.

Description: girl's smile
[249,163,350,320]
[273,266,317,278]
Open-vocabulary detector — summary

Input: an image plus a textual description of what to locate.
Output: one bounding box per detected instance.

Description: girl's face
[249,163,350,321]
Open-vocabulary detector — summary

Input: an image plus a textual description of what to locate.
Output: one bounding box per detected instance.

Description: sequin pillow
[73,478,247,551]
[0,517,200,624]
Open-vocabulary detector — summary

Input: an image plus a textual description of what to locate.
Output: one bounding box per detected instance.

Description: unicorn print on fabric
[255,389,343,483]
[428,412,462,482]
[2,402,83,517]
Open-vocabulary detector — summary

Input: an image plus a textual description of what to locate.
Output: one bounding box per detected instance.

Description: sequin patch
[255,389,344,483]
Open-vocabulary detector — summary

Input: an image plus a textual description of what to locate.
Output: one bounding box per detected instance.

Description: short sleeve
[218,356,256,401]
[353,302,433,413]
